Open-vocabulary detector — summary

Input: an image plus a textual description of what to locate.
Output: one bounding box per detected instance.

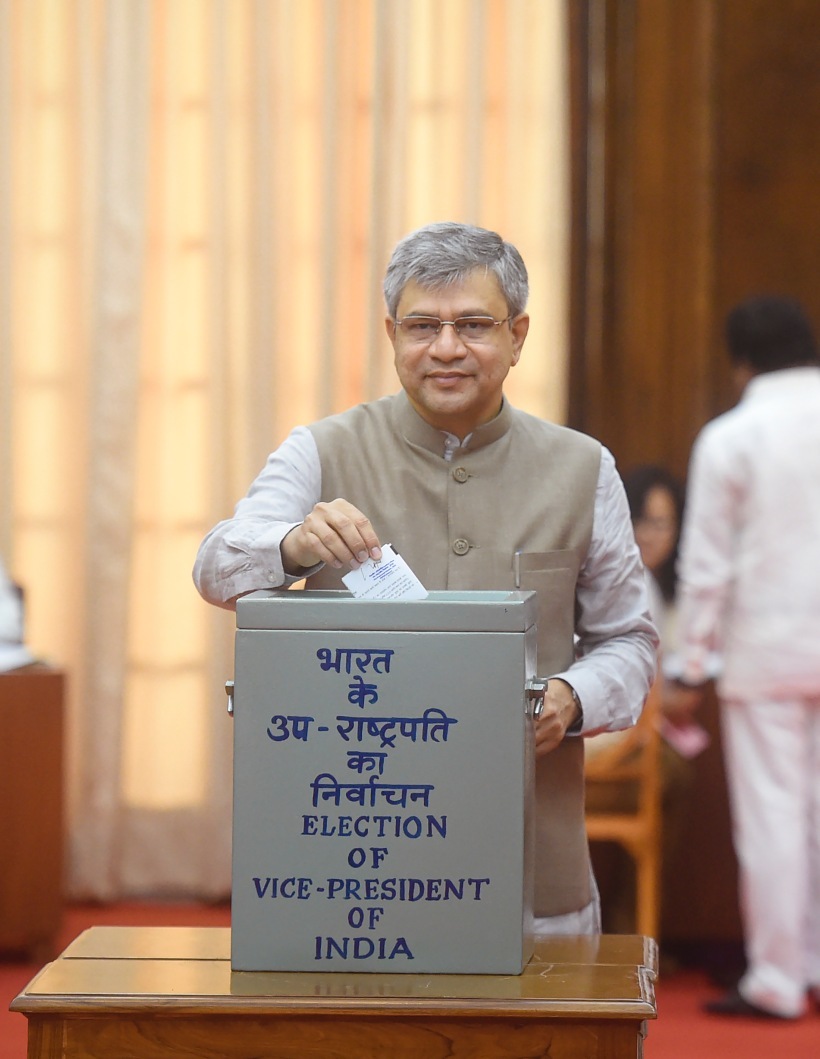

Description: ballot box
[230,589,539,975]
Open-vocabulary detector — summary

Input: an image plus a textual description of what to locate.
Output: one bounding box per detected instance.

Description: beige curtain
[0,0,570,899]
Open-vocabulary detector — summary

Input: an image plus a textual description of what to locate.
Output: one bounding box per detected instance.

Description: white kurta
[676,365,820,1017]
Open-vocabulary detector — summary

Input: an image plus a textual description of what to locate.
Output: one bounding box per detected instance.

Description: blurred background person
[668,294,820,1020]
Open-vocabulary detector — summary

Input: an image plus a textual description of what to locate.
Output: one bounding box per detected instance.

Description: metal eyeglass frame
[393,314,513,341]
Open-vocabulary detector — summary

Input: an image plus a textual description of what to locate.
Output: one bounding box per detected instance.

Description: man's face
[385,270,529,438]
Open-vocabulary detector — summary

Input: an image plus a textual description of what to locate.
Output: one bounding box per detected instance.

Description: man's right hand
[281,499,382,575]
[662,680,705,727]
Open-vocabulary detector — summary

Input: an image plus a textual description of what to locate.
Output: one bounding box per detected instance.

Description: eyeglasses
[393,315,512,344]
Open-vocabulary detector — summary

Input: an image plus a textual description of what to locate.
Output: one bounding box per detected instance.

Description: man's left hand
[534,679,580,757]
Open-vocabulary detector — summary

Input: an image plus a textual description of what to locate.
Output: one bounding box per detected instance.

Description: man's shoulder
[696,393,768,448]
[308,395,399,437]
[701,367,820,436]
[508,405,601,456]
[691,397,769,474]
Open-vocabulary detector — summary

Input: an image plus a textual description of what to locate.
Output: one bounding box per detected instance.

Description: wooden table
[11,927,657,1058]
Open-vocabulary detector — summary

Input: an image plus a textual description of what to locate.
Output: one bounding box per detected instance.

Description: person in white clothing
[667,294,820,1019]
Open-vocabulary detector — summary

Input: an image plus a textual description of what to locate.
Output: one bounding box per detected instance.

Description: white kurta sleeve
[192,427,322,608]
[551,447,659,734]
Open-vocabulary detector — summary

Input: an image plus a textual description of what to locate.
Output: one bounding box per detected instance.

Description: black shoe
[703,988,792,1020]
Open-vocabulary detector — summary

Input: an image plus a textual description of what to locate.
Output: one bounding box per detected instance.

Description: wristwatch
[549,677,584,734]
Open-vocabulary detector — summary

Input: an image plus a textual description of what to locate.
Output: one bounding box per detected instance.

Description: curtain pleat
[72,0,152,898]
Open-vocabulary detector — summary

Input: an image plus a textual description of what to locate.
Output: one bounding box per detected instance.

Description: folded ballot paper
[341,542,428,601]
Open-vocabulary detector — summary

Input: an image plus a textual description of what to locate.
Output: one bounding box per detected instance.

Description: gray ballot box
[230,589,539,974]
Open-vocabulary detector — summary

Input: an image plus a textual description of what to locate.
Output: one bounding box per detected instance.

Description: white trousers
[721,695,820,1017]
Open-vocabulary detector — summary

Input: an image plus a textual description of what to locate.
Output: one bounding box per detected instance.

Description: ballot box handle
[524,678,547,718]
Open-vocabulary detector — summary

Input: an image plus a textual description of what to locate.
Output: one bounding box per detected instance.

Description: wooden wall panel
[714,0,820,321]
[570,0,820,481]
[569,0,718,480]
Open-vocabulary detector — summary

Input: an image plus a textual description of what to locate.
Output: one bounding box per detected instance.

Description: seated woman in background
[624,464,684,653]
[585,464,703,934]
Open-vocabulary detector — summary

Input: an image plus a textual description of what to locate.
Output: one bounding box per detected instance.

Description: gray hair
[383,222,529,319]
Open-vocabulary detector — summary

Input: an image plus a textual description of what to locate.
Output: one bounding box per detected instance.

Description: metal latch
[524,677,548,718]
[225,679,235,717]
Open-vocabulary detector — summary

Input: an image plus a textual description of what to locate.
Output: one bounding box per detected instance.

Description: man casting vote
[194,221,658,935]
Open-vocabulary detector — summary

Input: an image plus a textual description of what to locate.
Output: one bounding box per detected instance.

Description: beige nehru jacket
[307,391,601,917]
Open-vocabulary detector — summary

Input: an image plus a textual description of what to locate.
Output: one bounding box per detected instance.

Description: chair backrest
[589,677,665,787]
[584,679,662,819]
[583,680,664,939]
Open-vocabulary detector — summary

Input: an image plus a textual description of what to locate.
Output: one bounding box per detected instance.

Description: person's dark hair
[622,464,685,603]
[383,222,529,319]
[725,294,819,374]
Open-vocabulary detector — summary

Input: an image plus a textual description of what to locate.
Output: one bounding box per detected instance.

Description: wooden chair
[584,680,663,940]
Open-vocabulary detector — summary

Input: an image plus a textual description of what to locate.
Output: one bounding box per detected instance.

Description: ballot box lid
[236,589,538,633]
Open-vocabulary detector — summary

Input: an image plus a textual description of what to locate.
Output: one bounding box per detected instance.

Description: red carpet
[648,969,819,1058]
[2,904,818,1057]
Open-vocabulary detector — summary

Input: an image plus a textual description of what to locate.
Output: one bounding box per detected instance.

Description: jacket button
[453,466,469,483]
[452,538,470,555]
